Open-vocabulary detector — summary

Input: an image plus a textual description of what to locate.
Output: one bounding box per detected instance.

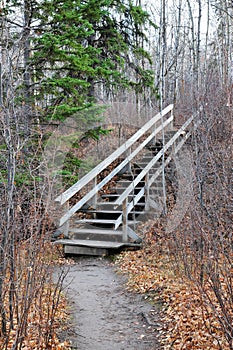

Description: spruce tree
[32,0,156,120]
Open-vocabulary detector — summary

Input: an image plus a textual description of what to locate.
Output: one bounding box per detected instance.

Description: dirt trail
[60,257,162,350]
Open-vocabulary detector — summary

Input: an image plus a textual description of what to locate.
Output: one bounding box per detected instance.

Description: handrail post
[93,176,97,209]
[122,198,128,243]
[125,146,131,173]
[153,121,157,145]
[91,176,98,219]
[63,201,70,237]
[170,106,174,131]
[171,134,176,156]
[145,173,150,210]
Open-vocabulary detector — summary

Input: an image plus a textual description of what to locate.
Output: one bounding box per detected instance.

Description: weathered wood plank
[63,241,141,255]
[55,239,128,248]
[75,218,120,224]
[64,245,108,256]
[69,228,123,234]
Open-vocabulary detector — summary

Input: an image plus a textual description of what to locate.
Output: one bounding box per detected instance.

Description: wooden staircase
[53,104,195,255]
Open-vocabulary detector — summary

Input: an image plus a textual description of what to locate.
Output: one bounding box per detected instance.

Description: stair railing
[55,104,174,236]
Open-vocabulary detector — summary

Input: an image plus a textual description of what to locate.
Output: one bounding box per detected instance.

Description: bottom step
[65,245,108,256]
[54,238,141,256]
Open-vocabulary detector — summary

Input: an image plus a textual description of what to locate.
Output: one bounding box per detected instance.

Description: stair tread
[75,218,121,224]
[54,239,127,248]
[141,157,154,161]
[101,194,137,197]
[70,228,123,234]
[97,201,145,206]
[78,209,145,215]
[79,209,123,213]
[137,161,160,165]
[120,175,145,180]
[101,193,120,197]
[75,219,140,225]
[115,186,143,189]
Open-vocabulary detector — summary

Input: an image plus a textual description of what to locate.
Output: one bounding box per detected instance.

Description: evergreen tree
[31,0,156,120]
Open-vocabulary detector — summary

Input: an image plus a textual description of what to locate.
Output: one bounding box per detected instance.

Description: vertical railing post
[126,147,132,173]
[145,173,150,211]
[93,176,97,209]
[122,198,128,243]
[63,200,70,237]
[171,106,176,157]
[171,133,176,157]
[0,63,2,106]
[153,120,157,145]
[92,176,98,219]
[169,105,174,131]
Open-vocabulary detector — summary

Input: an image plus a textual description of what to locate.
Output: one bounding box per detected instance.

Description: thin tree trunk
[159,0,167,214]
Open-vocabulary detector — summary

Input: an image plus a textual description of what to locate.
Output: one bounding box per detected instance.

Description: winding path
[60,257,162,350]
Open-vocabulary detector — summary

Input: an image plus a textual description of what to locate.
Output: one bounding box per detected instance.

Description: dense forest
[0,0,232,349]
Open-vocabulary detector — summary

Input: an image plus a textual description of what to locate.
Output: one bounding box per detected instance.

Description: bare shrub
[167,79,233,348]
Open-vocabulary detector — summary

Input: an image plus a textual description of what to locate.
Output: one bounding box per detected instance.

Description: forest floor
[57,256,163,350]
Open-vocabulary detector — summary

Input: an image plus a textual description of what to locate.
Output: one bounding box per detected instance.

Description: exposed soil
[59,256,163,350]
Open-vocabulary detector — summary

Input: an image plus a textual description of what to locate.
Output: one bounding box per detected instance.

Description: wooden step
[101,193,144,200]
[97,201,145,208]
[148,180,163,187]
[115,186,143,194]
[116,179,141,186]
[54,239,141,256]
[149,188,163,194]
[70,228,122,234]
[117,176,145,187]
[136,161,161,168]
[55,239,124,255]
[78,209,144,215]
[78,209,121,220]
[75,218,139,230]
[96,202,122,210]
[77,209,145,221]
[65,246,108,256]
[69,228,124,242]
[120,174,146,183]
[79,208,122,213]
[75,217,122,230]
[146,145,162,152]
[76,218,120,224]
[115,184,145,191]
[164,130,177,136]
[140,156,154,162]
[116,179,143,185]
[55,238,127,248]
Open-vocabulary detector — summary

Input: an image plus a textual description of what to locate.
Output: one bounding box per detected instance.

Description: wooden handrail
[55,104,173,206]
